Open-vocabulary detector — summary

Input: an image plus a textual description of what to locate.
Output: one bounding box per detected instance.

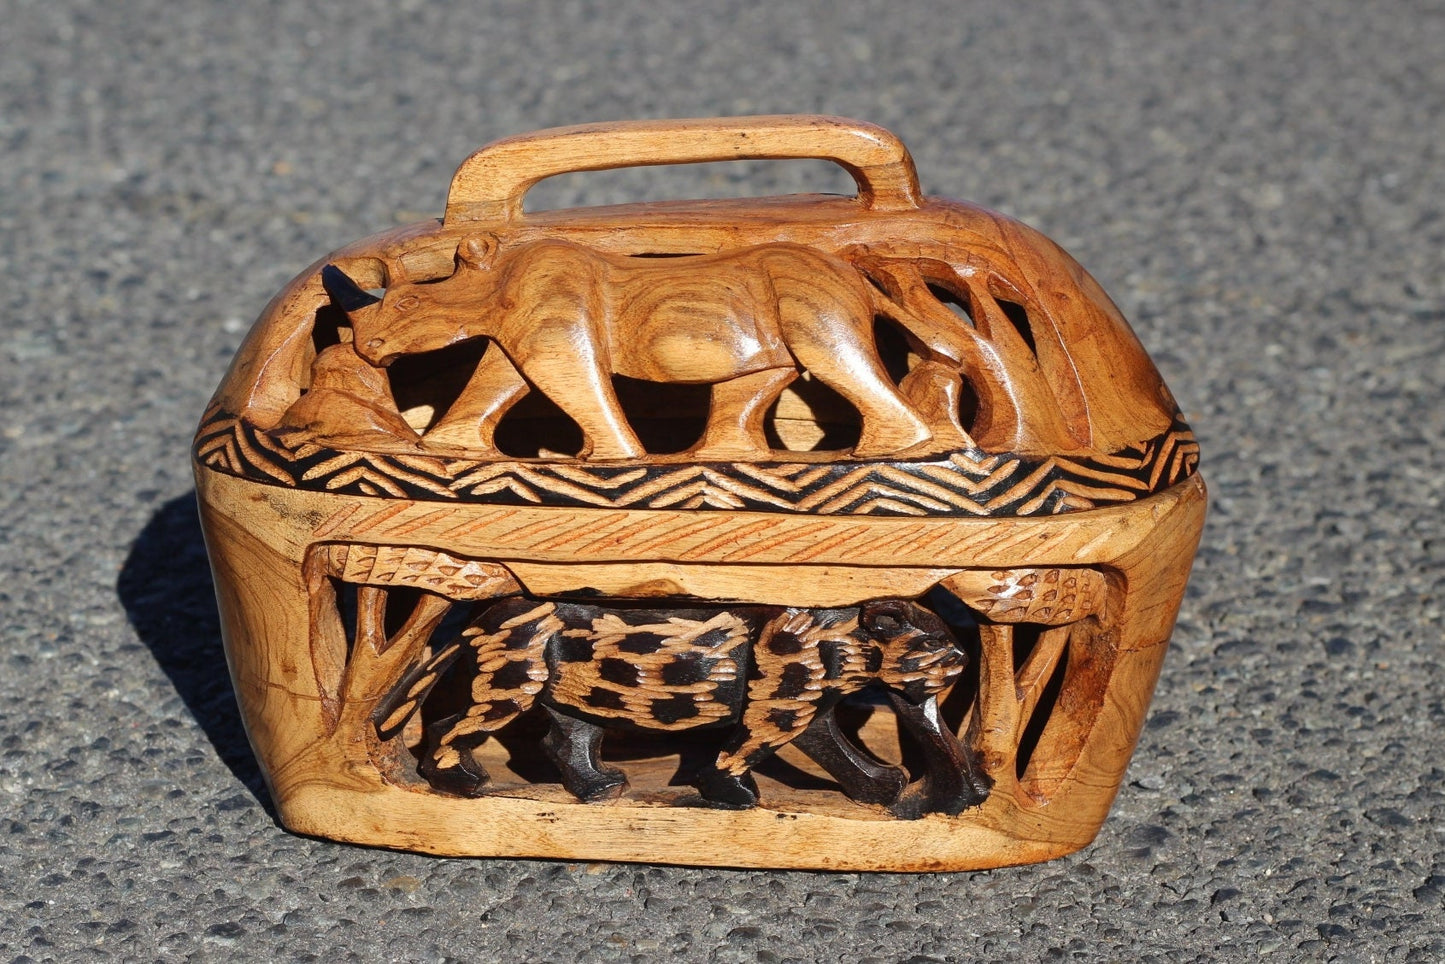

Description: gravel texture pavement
[3,1,1443,960]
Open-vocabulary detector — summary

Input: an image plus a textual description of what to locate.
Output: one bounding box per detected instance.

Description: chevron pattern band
[194,404,1198,518]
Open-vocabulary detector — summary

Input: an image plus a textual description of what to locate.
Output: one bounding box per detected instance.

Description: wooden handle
[443,114,923,224]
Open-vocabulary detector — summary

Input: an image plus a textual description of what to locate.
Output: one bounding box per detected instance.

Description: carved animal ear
[861,599,911,635]
[457,234,500,268]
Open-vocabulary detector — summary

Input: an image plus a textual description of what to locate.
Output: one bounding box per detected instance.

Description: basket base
[199,465,1206,870]
[277,777,1077,873]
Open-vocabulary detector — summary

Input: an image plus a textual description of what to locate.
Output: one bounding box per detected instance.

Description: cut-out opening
[490,374,715,458]
[873,317,916,387]
[521,159,857,214]
[492,388,586,458]
[432,598,479,646]
[387,339,489,433]
[996,298,1037,355]
[830,690,905,768]
[331,578,360,667]
[957,375,980,437]
[763,373,862,453]
[926,283,977,327]
[310,303,351,356]
[925,586,983,740]
[1011,623,1045,674]
[381,586,427,639]
[1015,635,1069,780]
[612,375,711,455]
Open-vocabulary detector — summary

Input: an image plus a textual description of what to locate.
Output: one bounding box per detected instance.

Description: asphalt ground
[2,1,1443,960]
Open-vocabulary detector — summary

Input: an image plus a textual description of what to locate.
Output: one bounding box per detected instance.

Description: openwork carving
[193,115,1206,870]
[375,595,987,816]
[193,213,1198,519]
[337,240,948,460]
[292,542,1122,821]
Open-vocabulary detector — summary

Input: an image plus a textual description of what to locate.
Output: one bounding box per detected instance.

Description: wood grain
[194,115,1205,869]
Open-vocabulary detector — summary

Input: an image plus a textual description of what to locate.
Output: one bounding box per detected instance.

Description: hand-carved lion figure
[374,596,989,814]
[326,239,946,460]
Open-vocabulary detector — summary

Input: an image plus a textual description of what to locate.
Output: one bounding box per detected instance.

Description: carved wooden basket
[193,115,1205,871]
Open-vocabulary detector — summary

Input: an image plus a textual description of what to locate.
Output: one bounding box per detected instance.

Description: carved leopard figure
[375,597,989,814]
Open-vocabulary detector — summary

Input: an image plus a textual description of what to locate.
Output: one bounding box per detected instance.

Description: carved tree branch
[974,624,1019,786]
[303,548,349,728]
[355,586,388,657]
[851,252,1084,452]
[1015,625,1071,731]
[851,255,989,366]
[964,279,1079,452]
[940,568,1108,790]
[337,591,455,733]
[302,543,525,737]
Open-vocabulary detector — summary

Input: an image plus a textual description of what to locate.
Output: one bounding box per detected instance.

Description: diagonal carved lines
[193,407,1199,518]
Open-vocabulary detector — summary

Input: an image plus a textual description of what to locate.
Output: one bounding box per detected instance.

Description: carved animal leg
[421,683,542,796]
[821,357,933,458]
[419,713,494,797]
[517,341,646,460]
[705,700,823,809]
[691,367,797,458]
[885,692,991,819]
[781,309,932,458]
[694,766,761,809]
[539,705,627,801]
[791,706,908,806]
[423,347,530,453]
[700,732,772,808]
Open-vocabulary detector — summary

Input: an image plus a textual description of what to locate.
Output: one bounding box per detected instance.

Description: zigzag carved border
[194,403,1198,518]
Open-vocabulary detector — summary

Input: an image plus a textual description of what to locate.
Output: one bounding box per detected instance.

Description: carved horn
[321,264,381,318]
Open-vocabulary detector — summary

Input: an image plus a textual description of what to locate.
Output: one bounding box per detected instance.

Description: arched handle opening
[444,114,923,225]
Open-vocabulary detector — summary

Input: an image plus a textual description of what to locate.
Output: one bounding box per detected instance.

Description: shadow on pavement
[117,491,275,816]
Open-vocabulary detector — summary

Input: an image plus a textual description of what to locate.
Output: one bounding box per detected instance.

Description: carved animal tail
[372,639,468,740]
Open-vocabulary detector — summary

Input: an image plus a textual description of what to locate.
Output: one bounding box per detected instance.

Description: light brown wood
[444,115,923,224]
[341,238,939,459]
[194,115,1205,870]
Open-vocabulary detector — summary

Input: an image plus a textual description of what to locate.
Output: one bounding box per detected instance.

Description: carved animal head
[322,236,501,367]
[858,599,966,700]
